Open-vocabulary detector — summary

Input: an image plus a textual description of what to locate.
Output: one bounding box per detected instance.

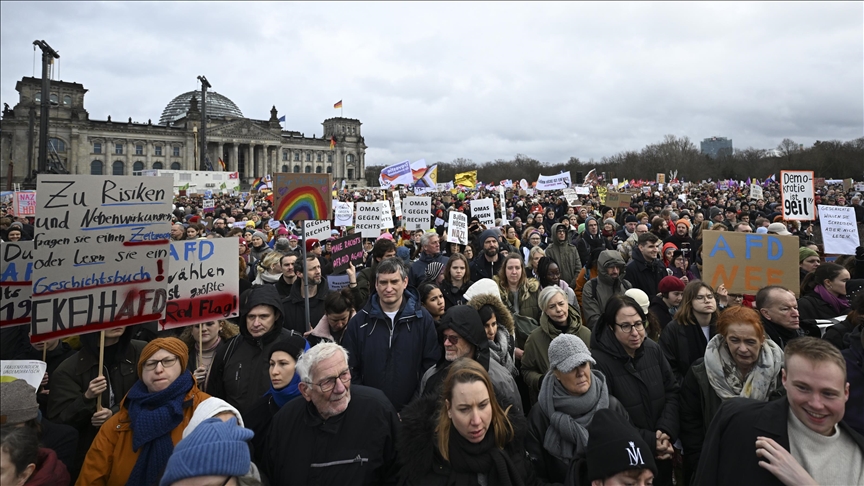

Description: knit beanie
[624,288,650,314]
[425,261,445,282]
[675,218,691,229]
[799,247,819,263]
[478,228,500,246]
[0,379,38,425]
[269,333,309,363]
[274,238,291,253]
[182,397,244,439]
[658,276,686,294]
[159,417,253,486]
[586,409,658,482]
[547,334,594,373]
[138,337,189,376]
[252,231,267,242]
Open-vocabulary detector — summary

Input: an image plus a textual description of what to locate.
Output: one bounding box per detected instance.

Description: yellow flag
[455,170,477,188]
[597,186,608,204]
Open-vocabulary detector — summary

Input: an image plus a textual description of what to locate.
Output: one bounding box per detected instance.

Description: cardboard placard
[377,200,394,229]
[327,274,351,291]
[202,199,215,209]
[334,201,354,227]
[818,205,859,255]
[303,220,332,243]
[605,192,632,208]
[403,197,431,231]
[330,233,365,274]
[562,188,580,206]
[749,184,763,200]
[272,173,332,221]
[31,175,173,342]
[160,239,239,329]
[14,192,36,216]
[780,170,815,221]
[1,241,33,328]
[702,231,799,296]
[447,211,468,245]
[393,191,403,218]
[656,173,665,184]
[472,198,495,227]
[355,203,380,238]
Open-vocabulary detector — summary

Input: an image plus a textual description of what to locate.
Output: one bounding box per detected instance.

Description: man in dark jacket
[342,257,440,411]
[469,228,504,282]
[208,285,297,415]
[545,222,582,287]
[263,342,400,485]
[663,219,694,261]
[625,233,667,298]
[409,232,448,288]
[694,337,864,486]
[281,254,330,334]
[755,285,819,349]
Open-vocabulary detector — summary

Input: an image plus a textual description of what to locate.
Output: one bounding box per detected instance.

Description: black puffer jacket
[439,279,471,310]
[658,318,716,386]
[798,292,849,321]
[208,285,297,415]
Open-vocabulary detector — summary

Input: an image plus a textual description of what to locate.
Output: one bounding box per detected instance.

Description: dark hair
[536,256,559,288]
[324,289,354,315]
[801,262,847,296]
[418,282,441,305]
[600,295,647,331]
[443,253,471,284]
[676,281,718,327]
[0,426,38,478]
[372,239,397,263]
[637,232,659,245]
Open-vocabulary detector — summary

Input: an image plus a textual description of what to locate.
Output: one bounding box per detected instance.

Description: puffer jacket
[625,245,668,297]
[544,222,583,287]
[467,292,516,373]
[439,279,471,310]
[521,305,591,404]
[342,287,441,411]
[207,285,298,416]
[495,275,542,324]
[27,448,70,486]
[582,250,633,330]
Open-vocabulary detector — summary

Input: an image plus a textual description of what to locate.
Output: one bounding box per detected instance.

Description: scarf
[264,372,302,408]
[255,271,281,285]
[489,328,517,375]
[538,370,609,461]
[126,372,193,486]
[447,423,524,486]
[813,284,850,315]
[704,334,783,401]
[505,236,520,249]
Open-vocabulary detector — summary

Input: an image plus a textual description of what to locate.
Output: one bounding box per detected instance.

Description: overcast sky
[2,2,861,167]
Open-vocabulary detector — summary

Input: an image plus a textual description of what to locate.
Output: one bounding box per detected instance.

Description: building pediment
[208,119,280,142]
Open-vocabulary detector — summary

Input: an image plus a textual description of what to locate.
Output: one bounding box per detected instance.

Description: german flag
[333,100,343,109]
[218,158,226,170]
[329,135,336,150]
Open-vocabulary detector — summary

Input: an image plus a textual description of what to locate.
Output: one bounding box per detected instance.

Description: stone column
[247,144,253,179]
[217,142,224,170]
[231,144,239,172]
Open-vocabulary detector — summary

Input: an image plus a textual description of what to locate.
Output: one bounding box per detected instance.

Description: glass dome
[159,90,243,125]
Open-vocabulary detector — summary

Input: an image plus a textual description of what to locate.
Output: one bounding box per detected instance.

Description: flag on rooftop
[334,100,343,109]
[278,115,286,122]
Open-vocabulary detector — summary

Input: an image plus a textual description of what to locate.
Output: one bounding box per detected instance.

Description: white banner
[781,170,815,221]
[749,184,763,200]
[498,186,508,224]
[536,172,572,190]
[202,199,215,209]
[1,241,33,328]
[31,175,173,342]
[303,220,332,242]
[414,186,437,195]
[377,200,394,229]
[472,198,495,227]
[818,205,859,255]
[355,203,381,238]
[334,201,354,226]
[393,191,403,218]
[403,197,431,231]
[161,239,239,329]
[447,211,468,245]
[573,185,590,195]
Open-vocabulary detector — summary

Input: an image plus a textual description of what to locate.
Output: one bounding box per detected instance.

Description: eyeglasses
[694,294,715,302]
[310,369,351,392]
[615,321,645,334]
[444,334,461,345]
[143,356,179,371]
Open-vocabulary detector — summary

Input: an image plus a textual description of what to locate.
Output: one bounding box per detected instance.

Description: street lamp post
[197,76,211,171]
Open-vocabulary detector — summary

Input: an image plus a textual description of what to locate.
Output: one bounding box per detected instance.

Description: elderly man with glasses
[261,342,401,485]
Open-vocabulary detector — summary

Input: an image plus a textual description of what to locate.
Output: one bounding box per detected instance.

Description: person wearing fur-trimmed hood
[468,291,517,377]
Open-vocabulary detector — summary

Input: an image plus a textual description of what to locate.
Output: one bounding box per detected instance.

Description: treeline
[364,135,864,186]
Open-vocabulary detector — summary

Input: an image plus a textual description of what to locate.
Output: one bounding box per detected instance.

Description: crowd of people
[1,176,863,486]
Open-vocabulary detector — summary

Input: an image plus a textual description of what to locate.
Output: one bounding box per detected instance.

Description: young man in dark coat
[281,254,330,334]
[625,233,667,298]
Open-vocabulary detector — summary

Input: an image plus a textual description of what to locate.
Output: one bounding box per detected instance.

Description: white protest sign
[818,205,859,255]
[536,172,572,190]
[780,170,815,221]
[327,274,351,291]
[403,197,431,231]
[0,360,47,391]
[498,187,508,224]
[161,239,239,329]
[268,219,282,230]
[202,199,215,209]
[303,220,332,242]
[393,191,403,218]
[472,198,495,227]
[334,201,354,226]
[14,192,36,216]
[355,203,381,238]
[1,241,33,328]
[232,221,247,229]
[31,175,173,342]
[435,217,445,227]
[414,186,436,195]
[376,200,394,229]
[749,184,763,200]
[447,211,468,244]
[573,186,590,195]
[562,188,580,207]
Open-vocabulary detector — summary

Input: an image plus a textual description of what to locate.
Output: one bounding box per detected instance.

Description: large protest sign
[749,184,763,200]
[303,220,332,242]
[447,211,468,245]
[818,205,859,255]
[535,172,571,190]
[472,198,495,227]
[202,199,215,209]
[605,192,632,208]
[14,192,36,216]
[160,239,238,329]
[379,160,413,188]
[780,170,815,221]
[702,231,799,296]
[334,201,354,226]
[0,360,47,391]
[573,186,591,195]
[330,233,365,274]
[1,242,32,328]
[272,173,332,221]
[31,175,173,342]
[355,203,380,238]
[377,200,394,229]
[562,188,581,206]
[498,186,508,223]
[403,197,431,230]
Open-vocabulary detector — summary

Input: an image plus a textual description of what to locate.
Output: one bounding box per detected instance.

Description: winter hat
[138,337,189,376]
[0,379,38,426]
[624,288,650,314]
[274,238,291,253]
[425,261,445,282]
[182,397,244,439]
[625,215,638,223]
[270,333,309,363]
[305,238,320,252]
[188,215,200,224]
[756,226,768,234]
[675,218,691,229]
[159,417,253,486]
[245,221,256,228]
[9,221,24,230]
[288,234,299,241]
[276,227,290,236]
[462,278,502,303]
[377,233,394,241]
[478,228,500,246]
[658,276,686,294]
[709,207,723,220]
[585,409,658,482]
[548,334,595,373]
[438,306,489,369]
[252,231,267,241]
[766,222,791,236]
[799,247,819,263]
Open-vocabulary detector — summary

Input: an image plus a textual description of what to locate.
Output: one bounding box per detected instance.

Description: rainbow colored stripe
[274,186,329,220]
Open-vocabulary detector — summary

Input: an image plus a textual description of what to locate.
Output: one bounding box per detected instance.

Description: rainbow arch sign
[273,173,332,221]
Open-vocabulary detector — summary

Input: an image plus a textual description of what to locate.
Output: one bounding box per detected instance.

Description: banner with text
[0,242,33,328]
[535,172,572,190]
[818,205,859,255]
[377,200,394,229]
[303,220,332,242]
[780,170,815,221]
[334,201,354,226]
[330,233,365,274]
[31,175,173,342]
[471,198,495,227]
[272,173,332,221]
[402,197,431,230]
[702,231,799,297]
[14,192,36,217]
[355,203,381,238]
[447,211,468,245]
[379,160,413,188]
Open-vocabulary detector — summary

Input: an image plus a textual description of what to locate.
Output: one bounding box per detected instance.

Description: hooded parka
[581,250,633,329]
[545,223,583,287]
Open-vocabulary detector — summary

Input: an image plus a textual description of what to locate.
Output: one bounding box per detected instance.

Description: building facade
[700,136,733,159]
[1,76,366,186]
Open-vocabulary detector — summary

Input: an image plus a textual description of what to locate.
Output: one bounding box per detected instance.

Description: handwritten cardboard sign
[330,233,365,274]
[447,211,468,245]
[702,231,799,296]
[30,175,173,342]
[0,242,33,328]
[334,201,354,227]
[472,198,495,227]
[160,239,239,329]
[605,192,632,208]
[14,192,36,216]
[355,203,380,238]
[818,205,859,255]
[303,220,332,242]
[403,197,431,231]
[780,170,815,221]
[377,200,394,229]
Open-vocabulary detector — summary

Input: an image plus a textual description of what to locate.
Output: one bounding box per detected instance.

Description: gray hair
[538,285,568,311]
[376,256,408,281]
[420,231,439,249]
[296,342,349,384]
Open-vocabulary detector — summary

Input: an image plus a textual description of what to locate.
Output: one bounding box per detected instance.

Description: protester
[410,232,449,287]
[798,246,820,283]
[468,291,518,376]
[351,238,396,309]
[648,276,685,330]
[495,253,542,325]
[439,253,471,309]
[659,281,719,384]
[582,250,632,329]
[625,233,668,298]
[305,288,355,346]
[159,417,255,486]
[470,228,506,282]
[179,320,239,393]
[755,286,819,349]
[281,254,330,334]
[537,256,580,310]
[545,223,583,287]
[419,282,447,323]
[0,426,70,486]
[798,262,851,320]
[11,335,76,416]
